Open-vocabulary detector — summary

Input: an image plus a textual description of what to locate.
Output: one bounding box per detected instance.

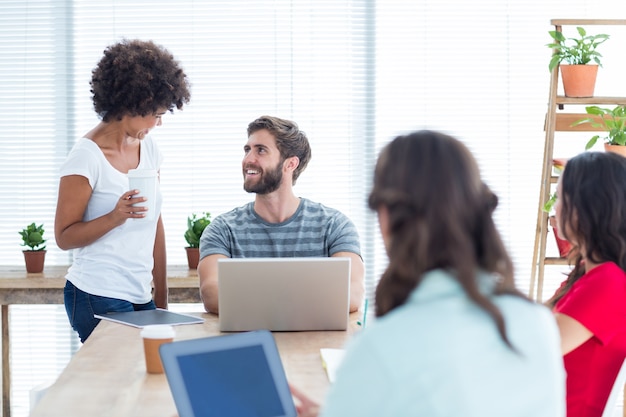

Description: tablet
[94,309,204,328]
[159,330,297,417]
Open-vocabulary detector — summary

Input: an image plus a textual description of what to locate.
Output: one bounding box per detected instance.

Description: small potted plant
[546,26,609,98]
[572,105,626,157]
[542,193,571,258]
[19,222,47,273]
[184,212,211,269]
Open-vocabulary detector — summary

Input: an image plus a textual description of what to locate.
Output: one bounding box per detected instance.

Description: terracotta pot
[549,216,571,258]
[185,247,200,269]
[23,250,46,273]
[560,64,598,98]
[604,143,626,158]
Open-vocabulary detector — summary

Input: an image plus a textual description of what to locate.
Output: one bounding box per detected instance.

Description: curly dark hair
[91,39,191,122]
[368,130,525,349]
[247,115,311,184]
[548,151,626,306]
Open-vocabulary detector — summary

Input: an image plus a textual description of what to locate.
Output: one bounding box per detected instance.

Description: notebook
[218,257,351,332]
[159,330,297,417]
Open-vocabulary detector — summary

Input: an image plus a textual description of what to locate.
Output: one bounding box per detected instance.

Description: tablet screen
[178,345,284,417]
[160,330,297,417]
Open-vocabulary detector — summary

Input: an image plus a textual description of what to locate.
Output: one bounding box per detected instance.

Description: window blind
[1,2,373,415]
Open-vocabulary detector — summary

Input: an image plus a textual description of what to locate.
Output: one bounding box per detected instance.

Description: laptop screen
[160,330,297,417]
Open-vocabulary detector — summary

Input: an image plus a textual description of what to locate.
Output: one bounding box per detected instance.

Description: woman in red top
[548,151,626,417]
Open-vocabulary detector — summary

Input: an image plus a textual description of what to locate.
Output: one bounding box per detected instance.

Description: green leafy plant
[546,27,609,72]
[184,212,211,248]
[572,105,626,149]
[19,223,47,251]
[543,192,557,213]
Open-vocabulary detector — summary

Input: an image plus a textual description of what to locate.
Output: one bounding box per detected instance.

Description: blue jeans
[64,280,155,343]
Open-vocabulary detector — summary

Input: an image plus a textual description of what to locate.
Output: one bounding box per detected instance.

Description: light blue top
[320,269,566,417]
[199,198,361,260]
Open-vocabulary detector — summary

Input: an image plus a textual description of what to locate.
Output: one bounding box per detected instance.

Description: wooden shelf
[544,257,570,266]
[555,96,626,106]
[551,19,626,26]
[530,19,626,303]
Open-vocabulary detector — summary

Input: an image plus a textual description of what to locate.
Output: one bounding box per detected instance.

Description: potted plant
[184,212,211,269]
[19,222,47,273]
[542,193,571,258]
[546,26,609,98]
[572,105,626,157]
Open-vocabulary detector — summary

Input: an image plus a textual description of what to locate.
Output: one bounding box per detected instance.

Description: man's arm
[332,251,364,313]
[198,253,227,314]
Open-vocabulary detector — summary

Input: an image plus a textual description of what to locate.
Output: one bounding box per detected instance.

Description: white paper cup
[141,324,175,374]
[127,169,157,220]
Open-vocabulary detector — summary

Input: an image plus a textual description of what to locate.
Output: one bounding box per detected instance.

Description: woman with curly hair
[292,131,565,417]
[54,39,191,342]
[547,151,626,417]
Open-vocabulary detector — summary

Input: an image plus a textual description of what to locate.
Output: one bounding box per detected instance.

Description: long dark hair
[368,130,525,347]
[548,152,626,306]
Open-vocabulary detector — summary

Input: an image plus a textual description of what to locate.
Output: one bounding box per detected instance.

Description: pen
[357,298,368,328]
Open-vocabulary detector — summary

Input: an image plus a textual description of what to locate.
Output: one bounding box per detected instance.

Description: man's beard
[243,160,284,194]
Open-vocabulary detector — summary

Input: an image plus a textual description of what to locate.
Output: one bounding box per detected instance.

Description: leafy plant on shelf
[184,212,211,248]
[19,223,47,251]
[546,27,609,72]
[571,105,626,149]
[543,193,557,213]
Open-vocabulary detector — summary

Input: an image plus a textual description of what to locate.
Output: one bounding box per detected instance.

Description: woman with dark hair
[292,130,565,417]
[547,151,626,417]
[54,39,191,342]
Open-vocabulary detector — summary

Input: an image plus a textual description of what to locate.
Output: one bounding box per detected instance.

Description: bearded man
[197,115,364,314]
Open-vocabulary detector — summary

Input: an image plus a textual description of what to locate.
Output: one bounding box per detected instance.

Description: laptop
[160,330,297,417]
[218,257,351,332]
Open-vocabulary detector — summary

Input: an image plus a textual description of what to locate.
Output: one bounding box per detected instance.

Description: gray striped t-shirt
[199,198,361,259]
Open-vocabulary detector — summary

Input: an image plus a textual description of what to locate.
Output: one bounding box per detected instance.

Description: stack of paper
[320,348,346,383]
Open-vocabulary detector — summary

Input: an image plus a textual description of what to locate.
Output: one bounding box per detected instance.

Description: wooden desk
[0,265,201,417]
[30,314,358,417]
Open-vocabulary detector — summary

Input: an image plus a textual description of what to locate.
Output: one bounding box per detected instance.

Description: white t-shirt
[59,137,163,303]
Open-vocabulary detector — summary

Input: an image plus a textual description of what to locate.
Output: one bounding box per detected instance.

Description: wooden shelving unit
[529,19,626,302]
